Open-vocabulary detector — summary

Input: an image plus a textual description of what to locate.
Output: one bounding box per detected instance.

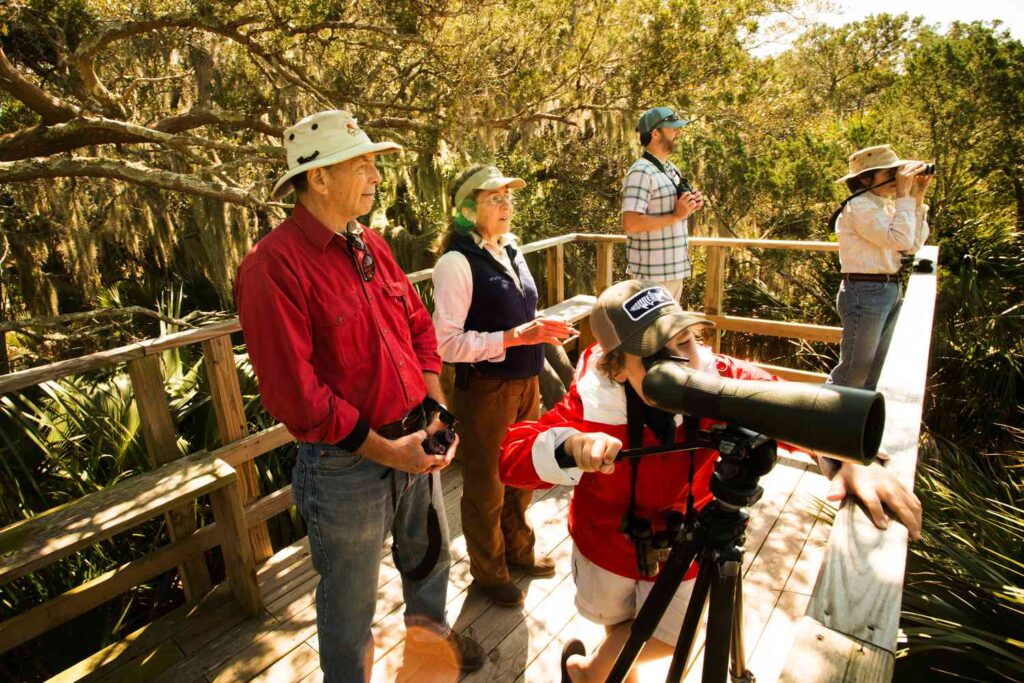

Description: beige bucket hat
[835,144,915,184]
[590,280,713,357]
[271,110,402,199]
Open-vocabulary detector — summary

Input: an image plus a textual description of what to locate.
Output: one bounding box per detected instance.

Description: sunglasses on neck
[343,231,376,282]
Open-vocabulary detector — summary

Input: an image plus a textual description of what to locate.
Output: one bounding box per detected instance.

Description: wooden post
[595,241,614,296]
[703,245,727,352]
[202,335,273,564]
[546,243,565,307]
[127,355,212,602]
[208,472,263,616]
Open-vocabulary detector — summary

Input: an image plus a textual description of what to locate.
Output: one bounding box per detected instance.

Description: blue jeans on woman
[292,442,451,683]
[828,279,903,391]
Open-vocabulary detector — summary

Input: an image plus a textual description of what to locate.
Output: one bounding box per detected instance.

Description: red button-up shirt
[235,203,442,444]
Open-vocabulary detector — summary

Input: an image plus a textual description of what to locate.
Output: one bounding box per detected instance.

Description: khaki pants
[451,373,540,586]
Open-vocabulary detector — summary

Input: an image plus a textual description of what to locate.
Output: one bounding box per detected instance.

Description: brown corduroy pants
[451,373,540,587]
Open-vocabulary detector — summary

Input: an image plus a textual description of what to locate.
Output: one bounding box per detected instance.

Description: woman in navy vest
[431,165,574,607]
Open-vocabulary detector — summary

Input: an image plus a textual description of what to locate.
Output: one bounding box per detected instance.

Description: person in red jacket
[499,280,922,682]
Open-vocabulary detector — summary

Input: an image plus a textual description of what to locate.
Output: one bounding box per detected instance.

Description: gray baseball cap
[591,280,713,356]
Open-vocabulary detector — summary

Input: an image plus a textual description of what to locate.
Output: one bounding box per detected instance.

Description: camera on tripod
[605,357,887,683]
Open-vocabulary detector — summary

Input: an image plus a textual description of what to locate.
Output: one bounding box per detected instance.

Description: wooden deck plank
[744,470,832,592]
[47,447,833,683]
[516,613,607,683]
[206,604,318,683]
[244,642,320,683]
[46,586,235,683]
[747,590,812,683]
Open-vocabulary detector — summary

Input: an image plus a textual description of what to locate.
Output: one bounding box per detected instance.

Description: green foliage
[897,431,1024,682]
[0,1,1022,679]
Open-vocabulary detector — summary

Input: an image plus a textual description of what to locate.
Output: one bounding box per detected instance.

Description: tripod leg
[701,558,740,683]
[605,542,699,683]
[729,574,755,683]
[665,557,714,683]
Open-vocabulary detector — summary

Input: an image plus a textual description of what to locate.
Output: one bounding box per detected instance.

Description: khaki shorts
[571,545,695,646]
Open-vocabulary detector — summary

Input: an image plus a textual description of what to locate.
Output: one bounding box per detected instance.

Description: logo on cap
[622,287,673,321]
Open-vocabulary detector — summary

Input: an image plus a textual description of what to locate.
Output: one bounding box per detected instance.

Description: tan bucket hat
[271,110,402,199]
[590,280,713,357]
[835,144,914,183]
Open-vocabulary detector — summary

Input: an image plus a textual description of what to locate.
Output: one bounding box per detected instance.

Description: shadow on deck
[52,450,833,683]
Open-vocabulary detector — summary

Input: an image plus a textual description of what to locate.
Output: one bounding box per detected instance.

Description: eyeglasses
[344,231,376,282]
[480,194,515,208]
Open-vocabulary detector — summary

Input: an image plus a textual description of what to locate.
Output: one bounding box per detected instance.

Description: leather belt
[844,273,900,283]
[377,402,429,440]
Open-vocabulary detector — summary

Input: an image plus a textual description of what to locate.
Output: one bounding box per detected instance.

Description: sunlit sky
[753,0,1023,55]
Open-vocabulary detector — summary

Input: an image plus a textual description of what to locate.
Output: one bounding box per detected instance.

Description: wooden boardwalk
[52,451,835,683]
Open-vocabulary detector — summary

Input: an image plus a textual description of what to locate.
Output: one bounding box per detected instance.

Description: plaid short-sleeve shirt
[621,157,691,280]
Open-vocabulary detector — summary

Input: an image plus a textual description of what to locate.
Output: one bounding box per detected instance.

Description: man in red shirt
[236,110,483,682]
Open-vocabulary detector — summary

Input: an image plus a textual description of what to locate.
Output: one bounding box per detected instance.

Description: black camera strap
[642,151,692,197]
[623,383,678,525]
[392,397,447,582]
[828,177,899,233]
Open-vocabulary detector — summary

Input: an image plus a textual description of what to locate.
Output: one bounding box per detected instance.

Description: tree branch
[0,46,80,125]
[0,306,194,333]
[0,115,284,162]
[0,157,259,206]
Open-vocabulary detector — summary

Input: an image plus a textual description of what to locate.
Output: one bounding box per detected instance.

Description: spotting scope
[642,360,884,464]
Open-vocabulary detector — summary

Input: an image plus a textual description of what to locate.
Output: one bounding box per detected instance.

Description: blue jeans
[292,443,451,683]
[828,279,903,391]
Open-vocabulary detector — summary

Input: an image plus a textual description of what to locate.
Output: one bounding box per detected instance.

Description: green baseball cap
[591,280,713,357]
[637,106,690,135]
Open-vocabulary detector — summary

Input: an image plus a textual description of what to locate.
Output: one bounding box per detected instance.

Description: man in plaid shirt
[621,106,704,303]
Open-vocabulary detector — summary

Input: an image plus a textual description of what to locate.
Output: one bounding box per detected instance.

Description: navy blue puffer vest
[446,232,543,379]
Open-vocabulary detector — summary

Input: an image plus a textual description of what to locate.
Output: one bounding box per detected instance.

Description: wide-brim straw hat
[835,144,914,183]
[271,110,402,199]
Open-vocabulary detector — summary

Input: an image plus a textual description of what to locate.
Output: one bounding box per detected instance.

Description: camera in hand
[423,406,458,456]
[676,176,694,198]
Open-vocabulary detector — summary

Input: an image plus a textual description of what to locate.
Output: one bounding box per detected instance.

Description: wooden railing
[780,244,939,682]
[0,234,936,683]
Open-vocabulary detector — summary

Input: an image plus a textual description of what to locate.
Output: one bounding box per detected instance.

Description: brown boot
[508,555,557,577]
[474,580,525,607]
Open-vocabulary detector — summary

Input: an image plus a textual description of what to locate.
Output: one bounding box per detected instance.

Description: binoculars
[621,510,687,577]
[423,405,458,456]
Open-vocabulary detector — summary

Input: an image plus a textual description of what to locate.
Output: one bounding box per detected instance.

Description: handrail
[575,233,840,251]
[779,245,940,682]
[0,234,836,393]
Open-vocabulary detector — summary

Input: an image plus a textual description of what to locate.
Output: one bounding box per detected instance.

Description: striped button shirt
[837,193,929,274]
[621,156,691,280]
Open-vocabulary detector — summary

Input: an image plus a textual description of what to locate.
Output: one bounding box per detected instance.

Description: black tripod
[605,424,777,683]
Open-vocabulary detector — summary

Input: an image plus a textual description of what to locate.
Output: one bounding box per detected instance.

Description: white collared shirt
[836,193,929,274]
[431,231,524,364]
